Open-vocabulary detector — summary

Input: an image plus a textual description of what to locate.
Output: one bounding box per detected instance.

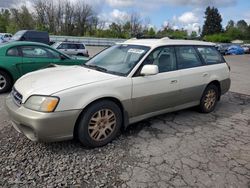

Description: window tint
[58,43,68,49]
[21,46,52,58]
[76,44,85,49]
[143,46,177,73]
[45,48,61,59]
[7,47,19,56]
[197,47,224,64]
[68,44,77,49]
[175,46,202,69]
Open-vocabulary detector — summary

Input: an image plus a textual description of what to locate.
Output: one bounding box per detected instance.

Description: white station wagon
[6,38,231,147]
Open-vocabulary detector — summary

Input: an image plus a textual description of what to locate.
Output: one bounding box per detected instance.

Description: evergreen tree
[201,6,223,37]
[236,20,248,32]
[226,20,234,31]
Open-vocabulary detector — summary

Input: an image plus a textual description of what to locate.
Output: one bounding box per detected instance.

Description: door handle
[171,80,178,84]
[203,73,209,77]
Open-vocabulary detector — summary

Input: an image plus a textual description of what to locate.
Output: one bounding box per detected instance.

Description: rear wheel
[0,70,12,94]
[199,84,219,113]
[76,53,84,56]
[77,100,122,148]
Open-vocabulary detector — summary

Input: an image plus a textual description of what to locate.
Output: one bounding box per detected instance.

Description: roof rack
[125,36,170,43]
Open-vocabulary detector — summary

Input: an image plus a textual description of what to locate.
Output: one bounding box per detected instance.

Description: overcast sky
[1,0,250,33]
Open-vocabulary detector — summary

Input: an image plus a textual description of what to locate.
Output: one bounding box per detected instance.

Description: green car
[0,41,88,93]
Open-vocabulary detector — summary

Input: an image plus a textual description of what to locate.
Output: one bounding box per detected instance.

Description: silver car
[52,42,89,57]
[6,38,231,148]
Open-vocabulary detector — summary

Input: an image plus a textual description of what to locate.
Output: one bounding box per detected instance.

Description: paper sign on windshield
[128,49,145,54]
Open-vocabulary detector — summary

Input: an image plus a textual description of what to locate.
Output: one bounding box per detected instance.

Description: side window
[76,44,85,49]
[58,43,67,49]
[21,46,51,58]
[197,46,224,64]
[67,44,76,49]
[143,46,177,73]
[175,46,202,69]
[45,48,61,59]
[7,47,19,56]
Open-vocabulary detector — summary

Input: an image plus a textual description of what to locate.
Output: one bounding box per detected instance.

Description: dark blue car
[225,45,245,55]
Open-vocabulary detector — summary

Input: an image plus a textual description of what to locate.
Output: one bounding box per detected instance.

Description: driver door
[20,45,57,75]
[131,46,181,117]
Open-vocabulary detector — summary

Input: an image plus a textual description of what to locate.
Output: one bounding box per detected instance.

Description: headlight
[24,96,59,112]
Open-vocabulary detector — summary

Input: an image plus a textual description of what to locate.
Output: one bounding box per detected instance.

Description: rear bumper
[5,95,81,142]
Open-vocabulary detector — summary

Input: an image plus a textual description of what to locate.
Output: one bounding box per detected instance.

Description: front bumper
[5,95,81,142]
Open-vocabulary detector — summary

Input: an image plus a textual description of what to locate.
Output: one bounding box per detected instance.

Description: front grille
[11,88,23,106]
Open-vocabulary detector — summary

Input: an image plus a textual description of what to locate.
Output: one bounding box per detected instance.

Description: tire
[76,53,84,56]
[199,84,219,113]
[77,100,122,148]
[0,70,12,94]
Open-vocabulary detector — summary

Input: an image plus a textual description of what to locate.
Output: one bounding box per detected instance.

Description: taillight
[226,62,231,71]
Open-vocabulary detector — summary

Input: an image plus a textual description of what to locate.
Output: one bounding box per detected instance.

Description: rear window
[7,47,19,56]
[197,46,224,64]
[76,44,85,49]
[175,46,202,69]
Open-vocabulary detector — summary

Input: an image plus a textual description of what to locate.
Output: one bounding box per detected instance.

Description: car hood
[14,65,118,102]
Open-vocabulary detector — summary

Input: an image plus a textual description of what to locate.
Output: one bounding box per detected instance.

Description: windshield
[85,44,150,76]
[11,30,26,40]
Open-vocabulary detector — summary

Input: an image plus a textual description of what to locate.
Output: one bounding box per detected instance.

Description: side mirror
[140,65,159,76]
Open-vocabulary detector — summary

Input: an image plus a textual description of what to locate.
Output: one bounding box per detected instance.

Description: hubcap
[204,89,216,110]
[88,109,116,141]
[0,74,7,90]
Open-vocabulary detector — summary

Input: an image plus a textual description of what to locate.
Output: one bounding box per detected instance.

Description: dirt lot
[0,55,250,187]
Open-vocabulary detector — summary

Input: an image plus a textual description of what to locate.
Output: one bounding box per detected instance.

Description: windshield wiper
[83,64,108,72]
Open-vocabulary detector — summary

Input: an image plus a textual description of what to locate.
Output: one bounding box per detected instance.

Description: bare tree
[74,1,96,36]
[130,12,143,37]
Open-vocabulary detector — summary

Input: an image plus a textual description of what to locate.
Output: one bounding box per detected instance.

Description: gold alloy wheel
[88,109,116,141]
[204,89,217,110]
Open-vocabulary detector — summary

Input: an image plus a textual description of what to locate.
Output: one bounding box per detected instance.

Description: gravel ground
[1,92,250,187]
[1,54,250,187]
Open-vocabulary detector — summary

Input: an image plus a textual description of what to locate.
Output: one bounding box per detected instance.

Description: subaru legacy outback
[6,38,230,148]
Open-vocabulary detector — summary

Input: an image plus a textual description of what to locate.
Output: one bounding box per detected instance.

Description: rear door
[132,46,181,117]
[68,43,78,55]
[175,46,207,104]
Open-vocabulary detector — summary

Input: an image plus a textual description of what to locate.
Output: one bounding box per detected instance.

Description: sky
[1,0,250,34]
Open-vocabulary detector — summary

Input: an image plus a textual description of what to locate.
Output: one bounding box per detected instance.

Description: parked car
[225,45,245,55]
[6,38,231,148]
[215,43,231,55]
[11,30,50,45]
[52,42,89,57]
[0,41,88,93]
[0,33,12,43]
[241,45,250,54]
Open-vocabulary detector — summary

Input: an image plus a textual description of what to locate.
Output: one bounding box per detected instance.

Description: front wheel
[199,84,219,113]
[77,100,122,148]
[0,70,12,94]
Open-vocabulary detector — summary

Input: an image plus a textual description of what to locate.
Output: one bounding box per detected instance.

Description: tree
[10,6,35,31]
[130,12,143,37]
[236,20,248,33]
[147,27,156,37]
[226,20,234,31]
[158,27,188,39]
[226,27,243,40]
[190,31,197,38]
[0,9,10,32]
[201,6,223,37]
